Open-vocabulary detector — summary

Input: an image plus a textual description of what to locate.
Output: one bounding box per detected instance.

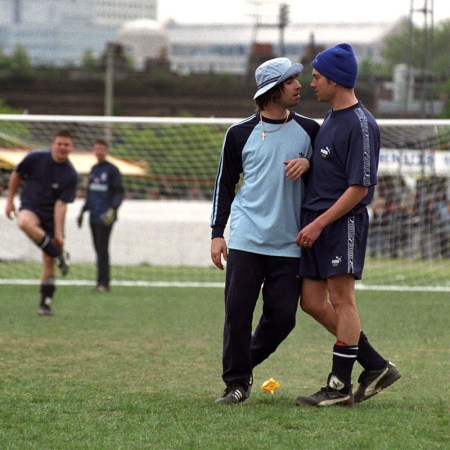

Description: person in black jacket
[77,139,124,292]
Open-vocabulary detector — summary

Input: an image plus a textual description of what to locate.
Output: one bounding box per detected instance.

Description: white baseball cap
[254,57,303,99]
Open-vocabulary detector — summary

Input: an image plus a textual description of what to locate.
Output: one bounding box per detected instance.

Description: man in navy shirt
[211,57,319,404]
[295,44,400,407]
[5,129,78,316]
[77,139,124,292]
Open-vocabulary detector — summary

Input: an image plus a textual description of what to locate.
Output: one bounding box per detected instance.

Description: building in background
[117,19,168,70]
[0,0,157,25]
[94,0,157,26]
[164,22,391,75]
[379,63,443,116]
[0,0,157,65]
[0,0,395,74]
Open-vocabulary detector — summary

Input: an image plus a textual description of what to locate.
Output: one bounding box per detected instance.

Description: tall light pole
[104,42,116,145]
[13,0,22,23]
[104,42,115,118]
[278,3,289,56]
[408,0,434,118]
[249,1,290,57]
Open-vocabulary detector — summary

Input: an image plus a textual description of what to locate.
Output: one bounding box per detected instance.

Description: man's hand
[284,157,310,180]
[5,200,16,220]
[296,219,324,248]
[211,237,228,270]
[76,211,84,228]
[53,236,64,249]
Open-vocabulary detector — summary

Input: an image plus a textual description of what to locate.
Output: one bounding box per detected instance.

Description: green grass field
[0,283,448,449]
[0,258,449,287]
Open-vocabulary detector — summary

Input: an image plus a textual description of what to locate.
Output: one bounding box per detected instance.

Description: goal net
[0,115,448,291]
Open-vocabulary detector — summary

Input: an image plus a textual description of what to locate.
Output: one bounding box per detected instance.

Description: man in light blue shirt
[210,57,319,404]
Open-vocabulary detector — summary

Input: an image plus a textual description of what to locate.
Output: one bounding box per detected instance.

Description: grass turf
[0,258,449,287]
[0,285,448,449]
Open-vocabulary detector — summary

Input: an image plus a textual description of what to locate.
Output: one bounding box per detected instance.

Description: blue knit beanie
[312,43,357,88]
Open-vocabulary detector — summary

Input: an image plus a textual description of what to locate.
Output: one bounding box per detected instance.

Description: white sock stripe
[39,235,50,248]
[333,352,358,358]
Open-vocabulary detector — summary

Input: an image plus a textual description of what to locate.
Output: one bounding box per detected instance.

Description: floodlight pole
[278,3,289,56]
[104,42,115,144]
[104,42,115,118]
[249,1,290,57]
[14,0,22,23]
[409,0,434,118]
[405,0,414,115]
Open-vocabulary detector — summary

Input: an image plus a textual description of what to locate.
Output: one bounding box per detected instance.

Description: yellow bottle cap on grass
[261,378,280,394]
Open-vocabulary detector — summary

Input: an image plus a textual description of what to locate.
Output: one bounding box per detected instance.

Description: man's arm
[296,185,368,247]
[76,176,89,227]
[111,167,124,209]
[54,199,68,248]
[210,131,242,239]
[210,128,243,269]
[5,171,21,219]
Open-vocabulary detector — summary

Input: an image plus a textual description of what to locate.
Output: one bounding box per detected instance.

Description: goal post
[0,114,448,291]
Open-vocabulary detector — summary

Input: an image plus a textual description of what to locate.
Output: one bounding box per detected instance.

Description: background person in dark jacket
[77,139,124,292]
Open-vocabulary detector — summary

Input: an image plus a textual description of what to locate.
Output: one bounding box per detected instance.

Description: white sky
[158,0,450,25]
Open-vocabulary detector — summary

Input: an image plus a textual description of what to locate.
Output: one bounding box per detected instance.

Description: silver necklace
[260,113,289,141]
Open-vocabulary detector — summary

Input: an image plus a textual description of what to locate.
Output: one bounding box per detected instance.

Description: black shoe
[38,304,53,316]
[215,383,250,404]
[56,251,70,276]
[354,361,401,403]
[295,373,354,407]
[94,285,110,293]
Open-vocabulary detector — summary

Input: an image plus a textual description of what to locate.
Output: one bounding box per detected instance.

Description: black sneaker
[295,373,354,407]
[215,383,249,404]
[94,284,110,293]
[354,361,401,403]
[38,296,54,316]
[57,250,70,276]
[38,304,53,316]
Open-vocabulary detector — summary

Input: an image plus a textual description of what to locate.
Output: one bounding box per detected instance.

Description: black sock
[357,331,387,371]
[37,235,61,258]
[332,342,358,391]
[40,279,55,307]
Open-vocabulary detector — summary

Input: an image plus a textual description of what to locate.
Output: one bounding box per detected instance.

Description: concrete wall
[0,198,219,267]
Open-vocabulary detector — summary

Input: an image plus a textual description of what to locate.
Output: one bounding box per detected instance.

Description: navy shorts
[20,205,55,237]
[299,208,369,280]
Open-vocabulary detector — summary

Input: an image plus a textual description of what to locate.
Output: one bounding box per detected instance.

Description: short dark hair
[52,128,73,141]
[255,84,284,111]
[94,138,109,148]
